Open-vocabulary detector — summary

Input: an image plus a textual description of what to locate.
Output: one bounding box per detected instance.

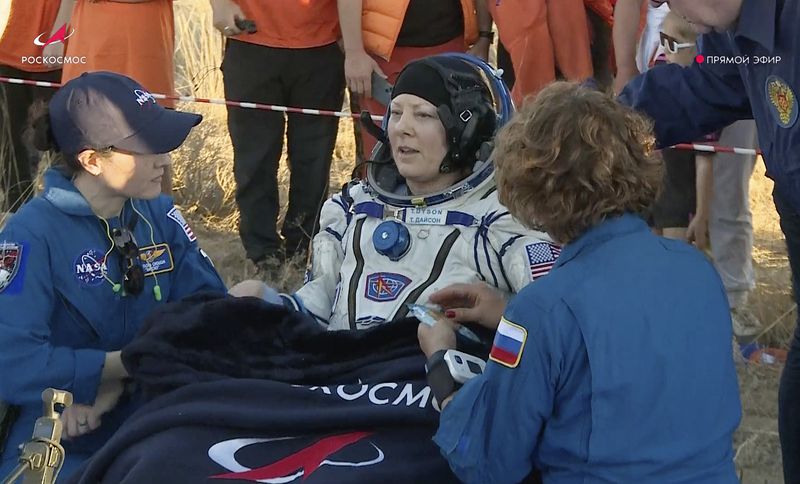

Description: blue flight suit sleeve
[619,33,753,147]
[160,200,227,302]
[0,225,105,406]
[433,295,584,484]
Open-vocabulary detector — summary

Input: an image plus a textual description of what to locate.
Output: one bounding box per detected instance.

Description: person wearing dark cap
[0,71,227,479]
[230,54,557,332]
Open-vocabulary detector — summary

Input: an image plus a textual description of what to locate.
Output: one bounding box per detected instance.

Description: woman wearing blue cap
[0,71,227,479]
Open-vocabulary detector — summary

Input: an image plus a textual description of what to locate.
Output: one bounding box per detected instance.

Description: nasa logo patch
[73,248,108,287]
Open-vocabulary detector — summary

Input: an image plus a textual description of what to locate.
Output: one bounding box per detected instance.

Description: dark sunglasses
[659,31,695,54]
[111,227,144,295]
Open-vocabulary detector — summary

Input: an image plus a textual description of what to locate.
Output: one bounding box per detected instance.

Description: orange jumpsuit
[62,0,175,108]
[491,0,593,105]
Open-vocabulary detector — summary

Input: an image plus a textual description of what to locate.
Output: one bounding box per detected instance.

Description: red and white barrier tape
[671,143,761,157]
[0,76,764,156]
[0,76,383,122]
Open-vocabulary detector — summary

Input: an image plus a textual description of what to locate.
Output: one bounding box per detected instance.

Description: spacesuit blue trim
[473,217,487,284]
[332,196,353,225]
[480,225,499,288]
[352,201,384,219]
[332,196,350,214]
[496,249,513,291]
[324,227,343,242]
[482,229,519,291]
[444,212,477,227]
[486,210,509,226]
[499,235,524,257]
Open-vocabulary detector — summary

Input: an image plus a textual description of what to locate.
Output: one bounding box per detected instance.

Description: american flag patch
[167,206,196,243]
[525,242,561,281]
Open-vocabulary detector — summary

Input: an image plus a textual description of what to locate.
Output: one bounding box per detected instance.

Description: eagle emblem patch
[766,75,798,128]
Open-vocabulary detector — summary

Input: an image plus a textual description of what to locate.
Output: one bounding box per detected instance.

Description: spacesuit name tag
[401,208,447,225]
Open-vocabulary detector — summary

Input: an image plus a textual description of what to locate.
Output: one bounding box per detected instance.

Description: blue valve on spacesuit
[373,220,411,261]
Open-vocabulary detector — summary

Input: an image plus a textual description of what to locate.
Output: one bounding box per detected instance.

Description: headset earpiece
[437,105,465,163]
[459,111,479,152]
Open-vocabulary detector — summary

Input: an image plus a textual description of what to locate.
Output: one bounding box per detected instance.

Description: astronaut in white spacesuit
[273,54,556,331]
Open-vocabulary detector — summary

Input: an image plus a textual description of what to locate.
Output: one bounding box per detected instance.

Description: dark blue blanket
[67,293,457,483]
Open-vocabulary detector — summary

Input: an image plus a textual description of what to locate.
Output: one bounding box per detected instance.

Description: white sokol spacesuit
[286,54,558,330]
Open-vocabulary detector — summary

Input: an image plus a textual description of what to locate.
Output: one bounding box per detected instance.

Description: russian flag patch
[489,318,527,368]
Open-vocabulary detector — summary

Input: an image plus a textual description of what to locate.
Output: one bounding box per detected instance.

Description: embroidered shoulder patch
[765,75,798,129]
[365,272,411,302]
[167,206,197,242]
[138,243,174,275]
[0,242,25,293]
[489,318,527,368]
[73,248,108,287]
[525,242,561,281]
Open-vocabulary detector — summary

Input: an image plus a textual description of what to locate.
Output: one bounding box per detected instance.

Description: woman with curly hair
[418,82,741,483]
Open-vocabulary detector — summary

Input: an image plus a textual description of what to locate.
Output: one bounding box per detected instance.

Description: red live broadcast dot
[696,55,705,64]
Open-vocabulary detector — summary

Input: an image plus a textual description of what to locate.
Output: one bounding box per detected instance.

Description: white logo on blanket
[208,433,385,482]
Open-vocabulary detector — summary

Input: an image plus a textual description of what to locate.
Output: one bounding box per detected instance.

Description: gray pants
[709,120,759,309]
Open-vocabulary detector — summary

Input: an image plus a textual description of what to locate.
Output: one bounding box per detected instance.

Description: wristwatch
[478,30,495,44]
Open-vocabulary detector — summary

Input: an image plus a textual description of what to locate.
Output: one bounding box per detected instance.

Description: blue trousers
[775,185,800,484]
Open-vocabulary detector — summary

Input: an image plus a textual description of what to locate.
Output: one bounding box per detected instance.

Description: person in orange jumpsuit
[488,0,593,104]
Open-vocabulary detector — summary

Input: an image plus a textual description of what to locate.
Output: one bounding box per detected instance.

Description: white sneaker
[731,306,762,341]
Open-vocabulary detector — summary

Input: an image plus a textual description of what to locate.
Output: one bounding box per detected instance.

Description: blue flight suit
[0,169,227,479]
[618,0,800,479]
[434,214,741,484]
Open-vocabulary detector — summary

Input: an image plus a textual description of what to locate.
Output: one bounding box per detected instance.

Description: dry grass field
[0,1,791,482]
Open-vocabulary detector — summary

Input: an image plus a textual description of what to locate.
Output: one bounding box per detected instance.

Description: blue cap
[49,71,202,155]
